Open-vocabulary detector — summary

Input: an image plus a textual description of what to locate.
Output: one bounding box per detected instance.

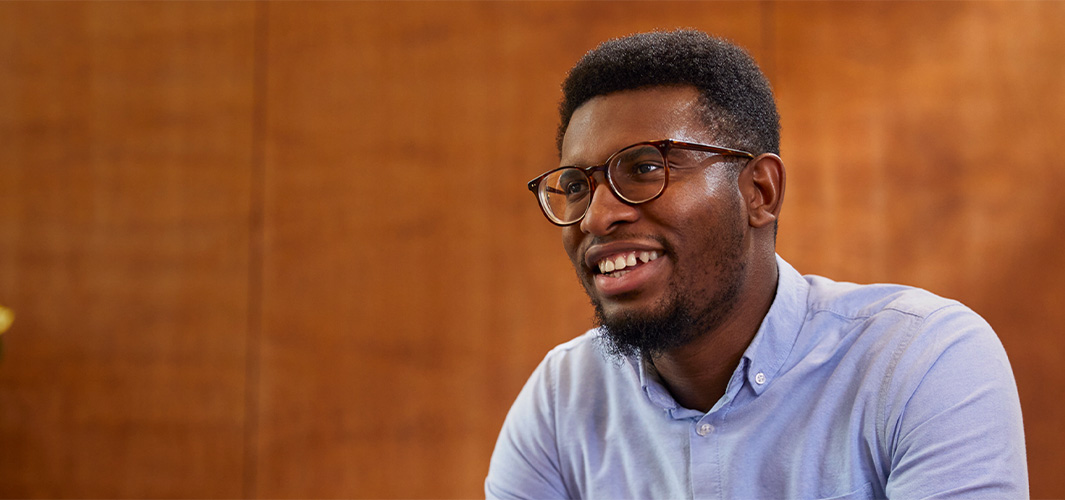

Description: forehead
[560,85,709,166]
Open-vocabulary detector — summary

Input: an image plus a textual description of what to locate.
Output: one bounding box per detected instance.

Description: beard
[592,265,743,359]
[589,217,746,360]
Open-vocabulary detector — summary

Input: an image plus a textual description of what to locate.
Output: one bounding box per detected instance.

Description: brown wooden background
[1,1,1063,498]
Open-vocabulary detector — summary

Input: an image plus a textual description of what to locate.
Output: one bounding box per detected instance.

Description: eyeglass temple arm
[667,140,755,159]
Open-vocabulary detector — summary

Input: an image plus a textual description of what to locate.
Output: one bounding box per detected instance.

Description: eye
[563,179,589,196]
[557,171,589,198]
[616,159,666,183]
[612,145,666,183]
[633,162,663,175]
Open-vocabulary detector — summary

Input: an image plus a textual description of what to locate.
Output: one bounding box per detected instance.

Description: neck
[650,259,778,412]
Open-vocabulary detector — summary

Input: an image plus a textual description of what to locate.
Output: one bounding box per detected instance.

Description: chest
[556,376,888,499]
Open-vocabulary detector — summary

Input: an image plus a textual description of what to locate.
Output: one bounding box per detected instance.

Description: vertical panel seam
[243,1,269,498]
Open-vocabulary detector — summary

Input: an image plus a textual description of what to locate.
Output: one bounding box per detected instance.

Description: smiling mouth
[595,250,660,278]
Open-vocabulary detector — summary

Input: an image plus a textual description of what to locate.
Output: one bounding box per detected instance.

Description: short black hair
[558,30,780,156]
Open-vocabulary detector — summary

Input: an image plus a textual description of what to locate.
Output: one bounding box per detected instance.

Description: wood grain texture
[0,3,256,497]
[256,3,763,497]
[772,3,1065,496]
[1,1,1062,498]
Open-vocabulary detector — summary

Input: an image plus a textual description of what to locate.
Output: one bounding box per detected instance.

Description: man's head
[557,30,780,157]
[546,31,785,359]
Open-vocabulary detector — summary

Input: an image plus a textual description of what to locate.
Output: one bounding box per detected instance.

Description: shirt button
[697,423,713,436]
[755,372,767,385]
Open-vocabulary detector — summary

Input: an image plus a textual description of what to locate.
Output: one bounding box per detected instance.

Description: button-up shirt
[486,256,1027,499]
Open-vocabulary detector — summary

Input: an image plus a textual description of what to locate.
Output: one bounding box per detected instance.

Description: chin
[596,297,661,324]
[590,291,691,357]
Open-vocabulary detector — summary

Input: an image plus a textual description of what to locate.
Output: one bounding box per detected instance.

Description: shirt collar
[635,355,677,410]
[740,255,809,395]
[628,255,810,407]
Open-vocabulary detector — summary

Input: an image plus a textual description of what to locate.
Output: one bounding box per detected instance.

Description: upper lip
[584,240,665,270]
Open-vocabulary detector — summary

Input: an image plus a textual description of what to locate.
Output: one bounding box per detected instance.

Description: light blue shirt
[486,256,1027,499]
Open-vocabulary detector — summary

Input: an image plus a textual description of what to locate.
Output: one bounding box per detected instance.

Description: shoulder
[804,274,969,323]
[800,273,1005,389]
[791,272,1014,434]
[544,329,600,359]
[800,275,1004,369]
[532,330,604,385]
[792,273,1026,496]
[486,331,638,499]
[532,330,639,403]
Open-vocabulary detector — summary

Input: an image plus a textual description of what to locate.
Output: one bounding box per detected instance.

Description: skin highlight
[560,85,786,411]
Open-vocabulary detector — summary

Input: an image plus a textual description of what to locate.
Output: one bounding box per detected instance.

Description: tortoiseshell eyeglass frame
[527,139,755,226]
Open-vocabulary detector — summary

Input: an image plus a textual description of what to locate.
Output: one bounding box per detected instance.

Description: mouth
[594,250,660,278]
[584,244,667,299]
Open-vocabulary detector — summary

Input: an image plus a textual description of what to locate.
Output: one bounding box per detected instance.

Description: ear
[739,153,785,229]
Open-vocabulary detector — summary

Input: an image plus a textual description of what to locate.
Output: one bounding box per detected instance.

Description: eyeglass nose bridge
[581,163,610,197]
[575,163,644,228]
[584,158,667,208]
[584,160,647,209]
[569,163,641,227]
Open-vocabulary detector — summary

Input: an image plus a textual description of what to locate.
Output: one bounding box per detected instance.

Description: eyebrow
[563,142,655,168]
[614,145,658,164]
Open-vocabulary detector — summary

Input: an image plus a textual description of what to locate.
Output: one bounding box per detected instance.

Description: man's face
[560,85,751,356]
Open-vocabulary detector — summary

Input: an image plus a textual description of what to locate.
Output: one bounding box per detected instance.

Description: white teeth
[596,251,660,275]
[600,259,615,273]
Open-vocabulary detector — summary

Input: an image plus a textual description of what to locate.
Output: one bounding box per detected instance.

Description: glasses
[527,139,754,226]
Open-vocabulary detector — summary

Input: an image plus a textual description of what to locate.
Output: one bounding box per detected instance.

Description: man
[486,30,1027,499]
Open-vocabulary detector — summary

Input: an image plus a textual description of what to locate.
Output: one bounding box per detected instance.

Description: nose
[579,174,640,235]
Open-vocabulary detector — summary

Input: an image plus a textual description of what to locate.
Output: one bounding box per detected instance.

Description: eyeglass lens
[538,144,667,224]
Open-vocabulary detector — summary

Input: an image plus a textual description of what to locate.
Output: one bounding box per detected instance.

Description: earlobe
[741,154,786,229]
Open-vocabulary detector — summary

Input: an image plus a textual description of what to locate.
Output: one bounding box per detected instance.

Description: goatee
[592,264,742,360]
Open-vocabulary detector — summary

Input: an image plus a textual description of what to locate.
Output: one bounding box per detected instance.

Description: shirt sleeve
[485,353,569,500]
[883,304,1029,499]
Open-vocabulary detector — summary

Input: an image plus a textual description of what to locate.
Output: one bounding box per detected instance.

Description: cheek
[668,188,746,266]
[683,174,744,233]
[561,227,582,265]
[661,168,735,213]
[695,168,740,201]
[657,182,735,233]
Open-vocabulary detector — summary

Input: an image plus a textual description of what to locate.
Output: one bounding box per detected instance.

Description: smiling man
[486,31,1027,499]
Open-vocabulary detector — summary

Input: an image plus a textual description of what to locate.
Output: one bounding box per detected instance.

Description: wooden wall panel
[0,3,256,497]
[257,2,763,497]
[1,1,1062,498]
[772,2,1065,497]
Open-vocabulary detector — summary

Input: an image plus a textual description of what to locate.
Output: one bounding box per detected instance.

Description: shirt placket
[687,361,752,499]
